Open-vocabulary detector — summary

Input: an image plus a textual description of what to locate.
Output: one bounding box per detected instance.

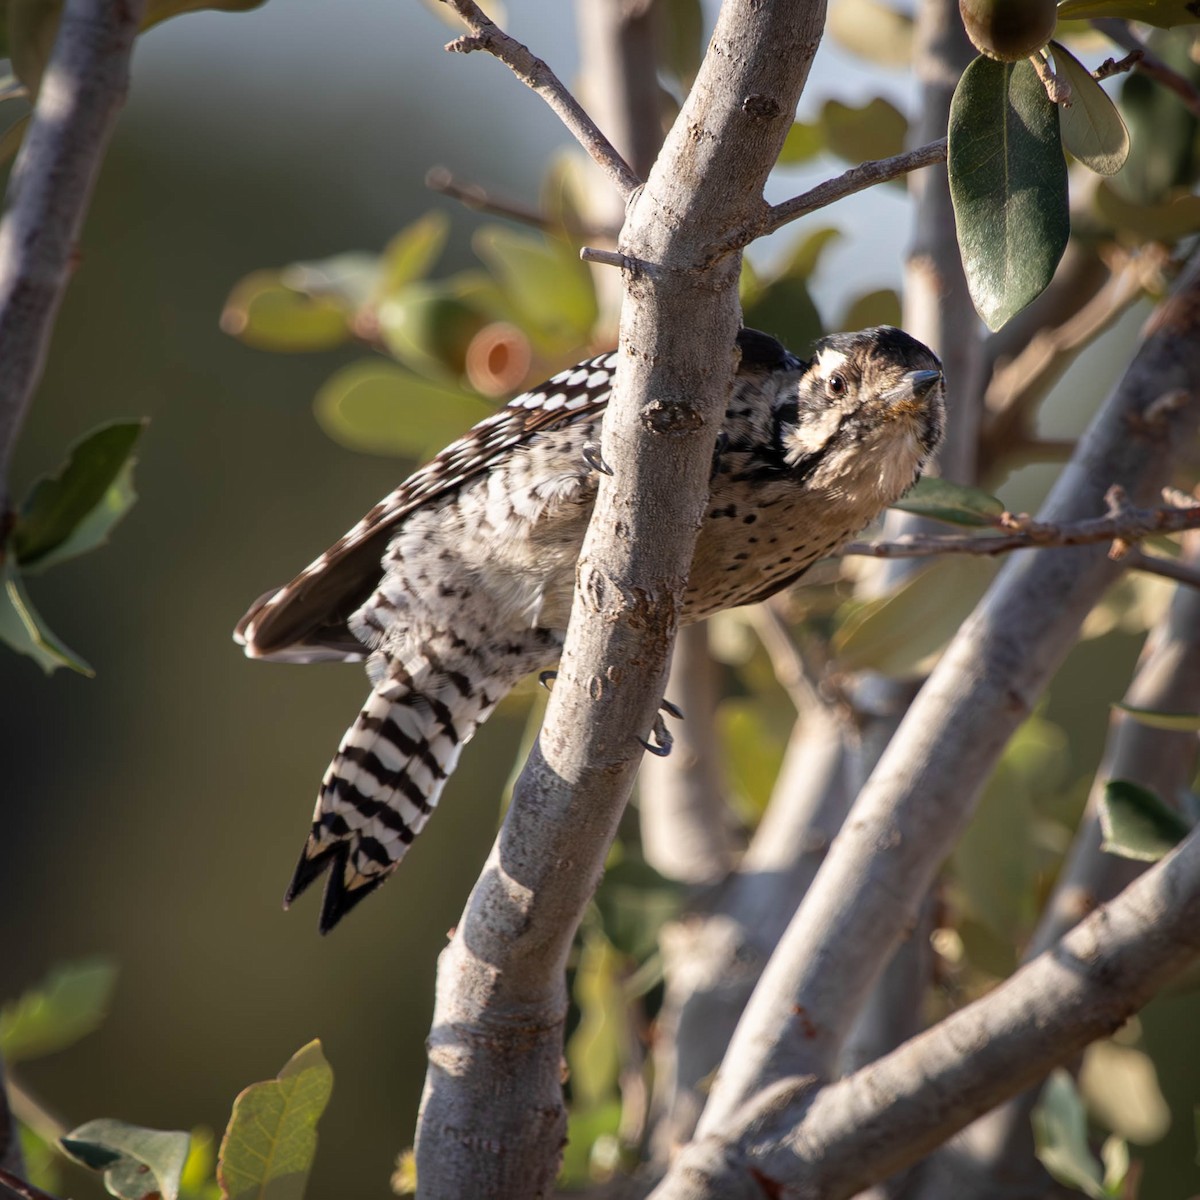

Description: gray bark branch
[654,823,1200,1200]
[440,0,641,198]
[414,1,829,1194]
[920,530,1200,1195]
[0,0,146,508]
[678,252,1200,1147]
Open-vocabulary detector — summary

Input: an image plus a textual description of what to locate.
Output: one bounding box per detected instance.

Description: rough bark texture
[414,4,828,1196]
[680,252,1200,1144]
[0,0,146,505]
[650,820,1200,1200]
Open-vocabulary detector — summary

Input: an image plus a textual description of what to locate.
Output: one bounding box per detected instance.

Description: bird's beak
[904,369,943,399]
[885,368,943,416]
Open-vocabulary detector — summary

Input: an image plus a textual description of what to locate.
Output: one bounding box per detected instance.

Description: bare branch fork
[439,0,641,198]
[581,139,951,266]
[844,487,1200,567]
[0,0,148,510]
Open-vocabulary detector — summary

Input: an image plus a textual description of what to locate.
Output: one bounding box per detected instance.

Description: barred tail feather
[286,630,561,933]
[285,677,476,933]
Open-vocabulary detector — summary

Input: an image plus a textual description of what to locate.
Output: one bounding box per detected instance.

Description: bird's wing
[234,351,620,660]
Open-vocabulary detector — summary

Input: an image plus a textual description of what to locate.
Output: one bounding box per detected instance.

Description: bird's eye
[828,373,846,396]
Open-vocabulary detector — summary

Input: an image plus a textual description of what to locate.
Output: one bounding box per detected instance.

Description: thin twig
[1124,546,1200,590]
[1094,49,1142,81]
[425,166,617,240]
[0,0,148,510]
[580,245,641,270]
[1092,18,1200,120]
[424,166,578,238]
[842,493,1200,561]
[1030,50,1072,106]
[439,0,640,198]
[729,139,948,248]
[0,1168,58,1200]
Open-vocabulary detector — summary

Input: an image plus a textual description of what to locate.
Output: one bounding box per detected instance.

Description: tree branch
[919,531,1200,1196]
[424,165,615,240]
[0,0,147,509]
[842,490,1200,561]
[670,251,1200,1158]
[654,824,1200,1200]
[737,139,947,246]
[1092,18,1200,120]
[415,1,830,1194]
[439,0,641,199]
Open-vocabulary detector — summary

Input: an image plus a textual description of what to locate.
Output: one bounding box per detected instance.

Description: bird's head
[779,325,946,504]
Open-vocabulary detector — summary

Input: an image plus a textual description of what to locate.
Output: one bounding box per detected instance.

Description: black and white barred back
[236,326,945,932]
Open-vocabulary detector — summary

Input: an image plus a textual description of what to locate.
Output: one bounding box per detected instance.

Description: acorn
[959,0,1057,61]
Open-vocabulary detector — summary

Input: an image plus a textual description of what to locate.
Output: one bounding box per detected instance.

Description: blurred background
[0,0,1195,1197]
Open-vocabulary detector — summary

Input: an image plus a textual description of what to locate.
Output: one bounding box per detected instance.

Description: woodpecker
[236,326,945,932]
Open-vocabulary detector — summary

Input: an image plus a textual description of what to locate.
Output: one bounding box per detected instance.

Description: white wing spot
[587,369,610,388]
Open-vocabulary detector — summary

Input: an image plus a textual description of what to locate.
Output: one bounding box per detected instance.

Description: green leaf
[279,253,380,313]
[375,210,451,300]
[0,557,94,675]
[62,1120,190,1200]
[376,282,488,379]
[827,0,914,67]
[718,696,789,822]
[1033,1070,1105,1199]
[390,1149,417,1197]
[1055,0,1200,27]
[1114,703,1200,732]
[0,958,116,1063]
[1049,42,1130,176]
[217,1040,333,1200]
[777,121,824,165]
[1111,34,1199,204]
[891,476,1006,526]
[558,1101,622,1189]
[1081,1040,1171,1145]
[220,271,350,353]
[473,225,598,353]
[6,0,59,95]
[593,859,684,963]
[948,56,1070,331]
[779,227,842,281]
[833,557,998,676]
[313,361,492,460]
[1092,182,1200,242]
[179,1128,221,1200]
[742,275,823,355]
[839,288,902,331]
[1099,779,1192,862]
[13,420,144,570]
[821,97,907,164]
[0,110,29,167]
[566,933,626,1111]
[4,0,264,94]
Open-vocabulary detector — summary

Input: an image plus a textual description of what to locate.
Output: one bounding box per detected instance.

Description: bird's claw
[582,442,614,477]
[539,670,558,691]
[636,709,675,757]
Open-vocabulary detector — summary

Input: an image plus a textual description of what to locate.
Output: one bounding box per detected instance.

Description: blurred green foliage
[4,1,1200,1196]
